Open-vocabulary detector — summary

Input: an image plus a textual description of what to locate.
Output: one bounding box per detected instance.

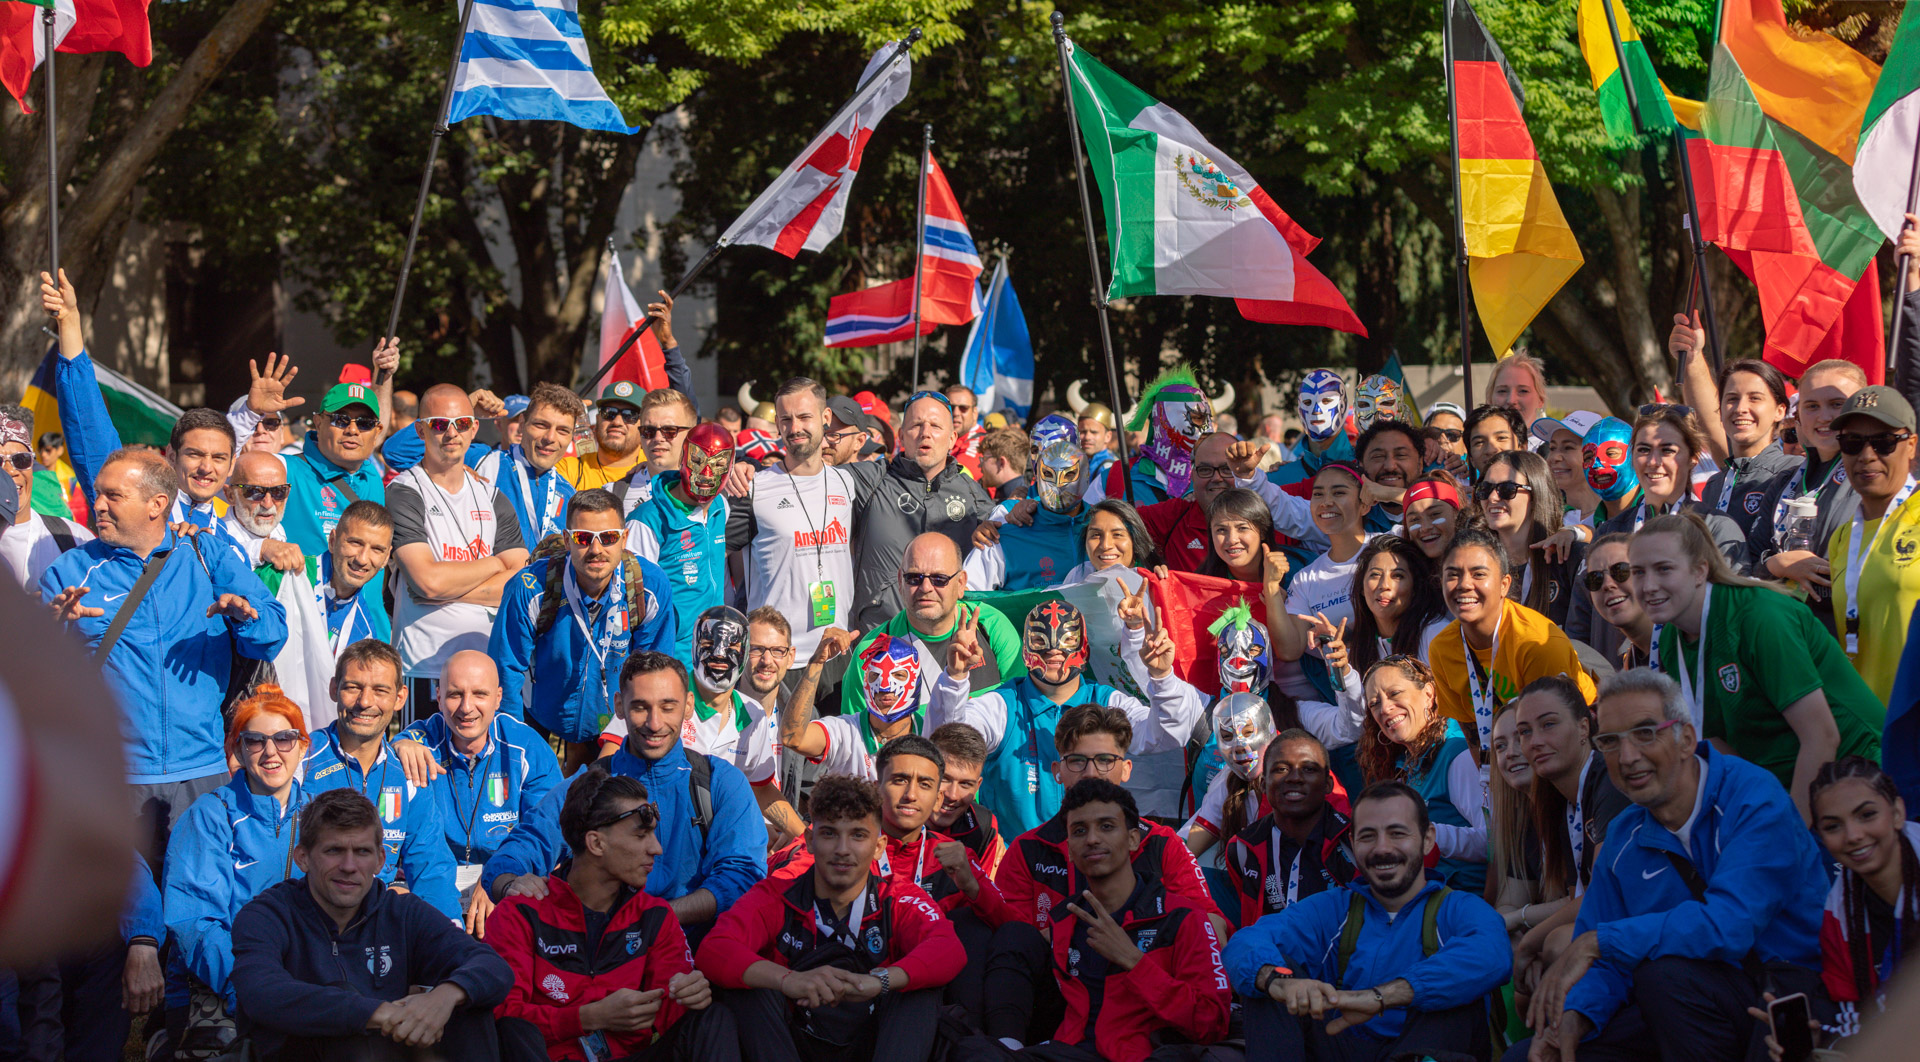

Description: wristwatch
[1256,965,1292,995]
[872,967,893,995]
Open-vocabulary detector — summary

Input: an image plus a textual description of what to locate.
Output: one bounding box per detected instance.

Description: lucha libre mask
[1150,383,1215,456]
[1034,440,1089,514]
[859,635,922,723]
[1298,370,1348,442]
[680,423,736,502]
[1354,375,1403,433]
[1213,693,1276,780]
[1023,600,1089,680]
[1029,414,1079,475]
[1582,417,1638,503]
[692,605,749,696]
[1210,604,1272,695]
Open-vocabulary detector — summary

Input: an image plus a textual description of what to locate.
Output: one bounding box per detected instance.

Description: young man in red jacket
[929,722,1008,878]
[698,774,965,1062]
[962,779,1236,1060]
[488,767,734,1062]
[984,703,1223,1045]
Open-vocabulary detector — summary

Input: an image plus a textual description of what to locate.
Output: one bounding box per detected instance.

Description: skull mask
[680,423,736,502]
[692,606,750,696]
[1582,417,1638,503]
[1354,375,1403,433]
[1298,370,1348,442]
[1213,693,1276,780]
[1034,440,1089,514]
[859,635,922,723]
[1023,600,1088,681]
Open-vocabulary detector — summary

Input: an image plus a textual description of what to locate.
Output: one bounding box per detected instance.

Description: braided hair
[1809,756,1919,1001]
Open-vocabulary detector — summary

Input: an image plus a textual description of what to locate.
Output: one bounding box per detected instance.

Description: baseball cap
[597,379,644,409]
[1530,410,1604,445]
[337,363,373,385]
[1832,385,1918,434]
[826,395,876,432]
[322,382,381,417]
[853,390,892,428]
[502,394,530,418]
[1425,401,1467,423]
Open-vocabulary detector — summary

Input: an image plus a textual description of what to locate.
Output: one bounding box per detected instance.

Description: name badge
[807,580,835,628]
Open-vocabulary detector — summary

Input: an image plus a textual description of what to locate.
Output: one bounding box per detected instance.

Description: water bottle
[1782,495,1821,600]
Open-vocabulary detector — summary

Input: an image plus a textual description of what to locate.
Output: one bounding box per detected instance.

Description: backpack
[528,533,650,639]
[684,747,714,842]
[1334,887,1451,985]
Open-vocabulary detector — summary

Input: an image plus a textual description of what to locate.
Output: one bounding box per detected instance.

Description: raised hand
[1226,438,1265,478]
[1065,891,1143,970]
[1117,579,1151,632]
[812,627,861,669]
[371,337,400,383]
[40,269,84,358]
[49,586,103,623]
[1261,544,1290,600]
[469,389,506,419]
[1320,615,1351,676]
[647,289,678,348]
[933,839,980,897]
[247,352,305,416]
[1667,311,1705,364]
[946,609,984,677]
[1142,624,1177,680]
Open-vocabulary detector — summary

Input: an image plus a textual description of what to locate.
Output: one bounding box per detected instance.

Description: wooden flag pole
[1887,134,1920,389]
[1443,0,1475,410]
[1051,10,1133,504]
[909,124,932,387]
[42,8,58,278]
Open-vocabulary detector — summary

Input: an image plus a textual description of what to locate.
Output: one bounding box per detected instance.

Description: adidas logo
[776,498,794,510]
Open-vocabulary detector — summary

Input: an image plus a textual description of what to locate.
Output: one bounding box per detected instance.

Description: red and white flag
[599,252,666,390]
[721,41,912,258]
[824,151,981,349]
[4,0,149,114]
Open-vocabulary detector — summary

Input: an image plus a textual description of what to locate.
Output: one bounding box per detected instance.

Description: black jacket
[849,453,994,629]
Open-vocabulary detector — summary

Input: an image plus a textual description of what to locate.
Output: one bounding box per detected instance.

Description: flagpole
[909,124,931,387]
[1674,129,1727,378]
[1444,0,1475,410]
[382,0,480,370]
[1051,10,1133,504]
[1596,0,1645,138]
[1887,138,1920,389]
[42,8,58,278]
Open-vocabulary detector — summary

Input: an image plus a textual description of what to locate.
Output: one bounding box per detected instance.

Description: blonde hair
[1634,512,1790,595]
[1486,353,1547,406]
[1800,359,1869,390]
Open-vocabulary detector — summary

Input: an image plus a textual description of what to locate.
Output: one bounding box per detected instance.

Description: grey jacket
[1699,442,1803,547]
[849,453,994,630]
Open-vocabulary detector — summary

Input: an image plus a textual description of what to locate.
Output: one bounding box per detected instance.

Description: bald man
[391,648,564,937]
[387,385,528,710]
[840,533,1026,722]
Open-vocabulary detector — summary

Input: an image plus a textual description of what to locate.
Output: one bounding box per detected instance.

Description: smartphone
[1768,992,1814,1062]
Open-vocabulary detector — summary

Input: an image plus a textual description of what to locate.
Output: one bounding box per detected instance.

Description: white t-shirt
[388,467,524,679]
[0,514,93,590]
[600,691,779,786]
[743,465,858,661]
[811,714,879,781]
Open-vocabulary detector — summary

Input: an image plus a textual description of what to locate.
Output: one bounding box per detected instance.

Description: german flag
[1451,0,1583,357]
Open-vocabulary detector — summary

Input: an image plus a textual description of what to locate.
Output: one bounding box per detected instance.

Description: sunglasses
[1,453,33,472]
[257,416,284,432]
[1637,403,1693,417]
[234,483,292,503]
[1473,480,1533,502]
[1782,426,1799,446]
[589,802,659,835]
[327,413,380,432]
[1582,562,1634,593]
[566,528,625,548]
[238,729,303,754]
[639,425,688,442]
[900,571,959,588]
[907,390,954,413]
[1838,430,1913,457]
[600,406,642,424]
[425,416,476,435]
[1432,428,1464,443]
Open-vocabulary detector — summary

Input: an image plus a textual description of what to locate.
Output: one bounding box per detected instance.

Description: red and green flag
[1575,0,1702,144]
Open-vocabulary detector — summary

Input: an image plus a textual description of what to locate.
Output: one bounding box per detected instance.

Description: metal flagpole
[1051,10,1133,504]
[909,124,931,387]
[42,8,58,278]
[1887,134,1920,389]
[382,0,480,368]
[1444,0,1475,410]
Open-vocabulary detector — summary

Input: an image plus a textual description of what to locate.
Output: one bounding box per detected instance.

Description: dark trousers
[982,921,1065,1044]
[947,909,992,1030]
[1243,994,1487,1062]
[10,944,133,1062]
[1501,956,1830,1062]
[263,1004,499,1062]
[497,1006,738,1062]
[720,986,941,1062]
[132,771,227,872]
[954,1037,1246,1061]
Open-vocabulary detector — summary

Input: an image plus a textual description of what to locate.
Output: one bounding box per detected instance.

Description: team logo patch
[611,381,636,399]
[542,973,569,1001]
[366,945,392,977]
[1547,581,1560,603]
[626,930,644,955]
[865,925,884,956]
[1719,663,1741,693]
[486,776,505,806]
[1897,533,1920,567]
[945,496,968,521]
[1744,491,1765,515]
[378,789,401,821]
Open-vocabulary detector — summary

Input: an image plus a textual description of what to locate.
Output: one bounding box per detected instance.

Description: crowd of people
[3,263,1918,1062]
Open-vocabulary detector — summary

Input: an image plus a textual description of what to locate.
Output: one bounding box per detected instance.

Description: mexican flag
[1,0,73,112]
[1575,0,1701,144]
[1062,43,1366,335]
[1854,5,1920,241]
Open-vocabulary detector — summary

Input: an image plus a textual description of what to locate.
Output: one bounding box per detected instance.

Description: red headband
[1403,479,1460,509]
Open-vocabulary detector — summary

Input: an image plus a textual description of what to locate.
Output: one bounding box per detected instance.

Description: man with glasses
[932,598,1202,838]
[823,394,877,466]
[0,410,92,589]
[1824,385,1920,700]
[947,384,984,478]
[1515,668,1832,1062]
[494,489,675,771]
[850,389,994,630]
[610,388,701,510]
[559,380,650,492]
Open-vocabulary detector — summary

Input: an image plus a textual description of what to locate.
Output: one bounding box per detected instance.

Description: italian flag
[1854,5,1920,242]
[1063,44,1365,335]
[1575,0,1701,145]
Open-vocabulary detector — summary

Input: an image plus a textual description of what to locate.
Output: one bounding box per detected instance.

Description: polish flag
[600,251,665,390]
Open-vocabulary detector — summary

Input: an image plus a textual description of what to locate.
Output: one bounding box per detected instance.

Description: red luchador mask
[681,423,736,501]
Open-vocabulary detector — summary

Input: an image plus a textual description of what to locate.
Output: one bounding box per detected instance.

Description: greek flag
[448,0,637,135]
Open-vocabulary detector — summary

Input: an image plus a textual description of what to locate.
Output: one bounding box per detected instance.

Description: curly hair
[1357,655,1450,785]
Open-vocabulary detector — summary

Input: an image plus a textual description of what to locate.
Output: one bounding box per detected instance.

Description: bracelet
[1519,903,1532,929]
[1370,986,1385,1011]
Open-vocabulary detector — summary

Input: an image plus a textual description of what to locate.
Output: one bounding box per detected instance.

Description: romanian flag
[1575,0,1702,144]
[1451,0,1584,357]
[1689,0,1885,380]
[21,347,182,449]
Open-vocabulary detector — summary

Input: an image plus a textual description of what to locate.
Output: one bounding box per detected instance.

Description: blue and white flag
[448,0,637,134]
[960,258,1034,418]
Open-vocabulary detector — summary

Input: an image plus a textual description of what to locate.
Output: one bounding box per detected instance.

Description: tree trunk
[1590,175,1673,406]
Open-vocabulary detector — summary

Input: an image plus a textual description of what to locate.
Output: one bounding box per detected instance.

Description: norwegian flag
[824,151,981,348]
[599,250,666,390]
[721,41,912,257]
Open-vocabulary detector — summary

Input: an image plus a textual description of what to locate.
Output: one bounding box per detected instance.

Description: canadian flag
[600,251,666,391]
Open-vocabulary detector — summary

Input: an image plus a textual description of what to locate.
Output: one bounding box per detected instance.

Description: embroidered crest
[366,945,392,977]
[1718,663,1741,693]
[611,381,637,399]
[1744,491,1765,515]
[626,930,643,956]
[1547,580,1560,603]
[945,496,967,521]
[865,925,884,956]
[486,776,505,806]
[1898,533,1920,567]
[378,789,401,821]
[542,973,569,1001]
[1175,154,1253,210]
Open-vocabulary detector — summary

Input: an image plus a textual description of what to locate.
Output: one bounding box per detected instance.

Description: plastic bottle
[1782,495,1821,600]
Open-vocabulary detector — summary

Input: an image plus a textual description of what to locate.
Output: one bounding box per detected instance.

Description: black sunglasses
[1432,428,1464,443]
[1473,480,1533,502]
[639,425,688,442]
[1838,431,1913,457]
[238,729,303,754]
[900,570,959,588]
[1782,426,1799,446]
[234,484,292,503]
[1,453,32,472]
[1582,562,1633,593]
[600,406,643,423]
[327,413,380,432]
[257,416,284,431]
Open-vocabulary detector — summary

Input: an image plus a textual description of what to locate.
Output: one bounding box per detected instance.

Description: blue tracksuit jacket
[624,471,728,658]
[393,712,564,866]
[302,725,462,920]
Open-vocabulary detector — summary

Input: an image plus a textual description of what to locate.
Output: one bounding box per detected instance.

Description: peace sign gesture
[1117,578,1152,632]
[946,607,984,678]
[1064,890,1143,971]
[1313,613,1351,678]
[247,352,305,416]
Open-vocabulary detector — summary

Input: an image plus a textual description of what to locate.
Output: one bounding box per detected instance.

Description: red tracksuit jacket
[1046,876,1232,1062]
[996,812,1218,928]
[1223,805,1356,928]
[696,869,967,990]
[769,828,1020,928]
[487,876,692,1061]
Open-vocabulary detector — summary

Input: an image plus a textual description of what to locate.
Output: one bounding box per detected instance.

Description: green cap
[322,382,381,417]
[597,379,644,409]
[1832,385,1917,434]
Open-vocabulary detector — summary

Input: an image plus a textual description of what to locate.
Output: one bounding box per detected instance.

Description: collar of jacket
[1625,740,1722,859]
[104,525,182,564]
[224,769,306,828]
[887,451,965,491]
[611,736,689,778]
[300,433,371,479]
[1345,873,1448,917]
[285,873,388,937]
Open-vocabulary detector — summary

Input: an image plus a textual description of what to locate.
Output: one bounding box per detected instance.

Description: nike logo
[1641,867,1666,880]
[234,859,259,871]
[102,593,126,603]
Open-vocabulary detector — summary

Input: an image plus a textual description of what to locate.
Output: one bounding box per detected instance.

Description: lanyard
[1671,583,1714,730]
[875,831,930,891]
[1568,756,1592,876]
[1461,606,1505,747]
[1844,476,1918,638]
[326,589,364,658]
[1632,497,1671,532]
[511,447,563,540]
[1268,828,1304,909]
[1715,462,1742,512]
[448,737,503,864]
[819,885,870,951]
[790,469,829,581]
[562,560,624,668]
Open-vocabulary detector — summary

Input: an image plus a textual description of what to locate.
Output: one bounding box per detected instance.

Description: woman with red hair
[159,686,311,1042]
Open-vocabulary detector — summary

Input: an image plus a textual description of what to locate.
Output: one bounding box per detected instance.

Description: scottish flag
[448,0,637,134]
[960,258,1034,418]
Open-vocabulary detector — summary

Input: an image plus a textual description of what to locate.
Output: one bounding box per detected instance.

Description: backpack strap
[684,748,714,842]
[1420,887,1452,958]
[533,558,568,637]
[39,513,76,554]
[1333,890,1368,985]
